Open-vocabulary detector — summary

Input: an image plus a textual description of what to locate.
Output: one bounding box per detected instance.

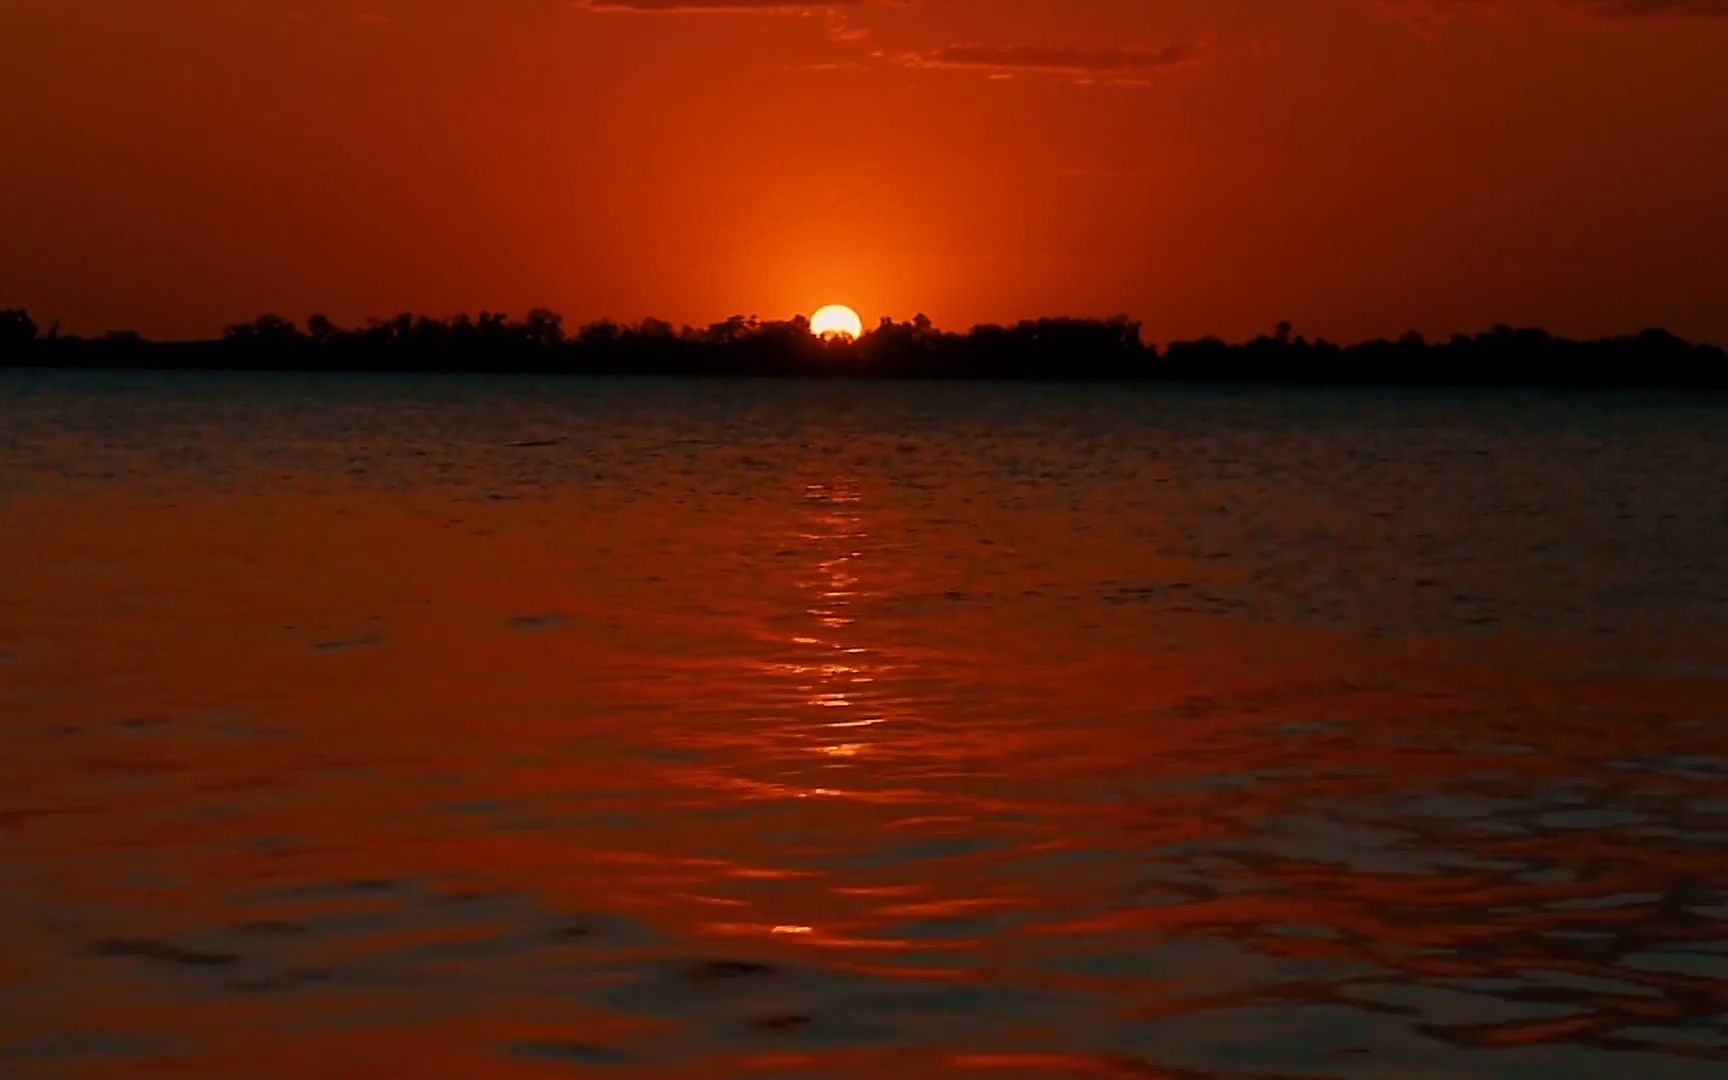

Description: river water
[3,372,1727,1077]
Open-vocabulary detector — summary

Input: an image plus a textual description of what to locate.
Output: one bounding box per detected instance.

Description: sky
[3,0,1727,344]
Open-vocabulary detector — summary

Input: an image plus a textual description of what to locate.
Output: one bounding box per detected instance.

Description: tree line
[2,308,1724,387]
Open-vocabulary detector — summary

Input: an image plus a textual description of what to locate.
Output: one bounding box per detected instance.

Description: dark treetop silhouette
[2,309,1725,387]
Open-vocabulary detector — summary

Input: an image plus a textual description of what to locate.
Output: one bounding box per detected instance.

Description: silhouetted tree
[224,314,303,345]
[306,313,340,346]
[708,315,751,344]
[524,308,564,348]
[1,309,37,352]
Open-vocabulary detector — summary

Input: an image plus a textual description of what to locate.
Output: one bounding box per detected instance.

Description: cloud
[575,0,871,12]
[1377,0,1728,24]
[827,19,870,41]
[576,0,883,46]
[900,42,1204,81]
[1563,0,1728,12]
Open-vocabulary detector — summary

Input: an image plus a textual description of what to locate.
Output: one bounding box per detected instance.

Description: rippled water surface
[4,372,1728,1077]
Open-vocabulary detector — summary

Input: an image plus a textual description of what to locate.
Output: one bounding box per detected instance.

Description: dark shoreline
[3,311,1725,388]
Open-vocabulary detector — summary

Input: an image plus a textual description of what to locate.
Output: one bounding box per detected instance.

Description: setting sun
[810,304,864,341]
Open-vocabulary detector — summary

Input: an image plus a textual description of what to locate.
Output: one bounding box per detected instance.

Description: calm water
[3,372,1728,1078]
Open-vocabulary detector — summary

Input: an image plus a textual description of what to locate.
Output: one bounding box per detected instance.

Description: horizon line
[5,308,1726,352]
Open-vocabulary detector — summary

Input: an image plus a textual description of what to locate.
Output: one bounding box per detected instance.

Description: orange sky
[3,0,1726,343]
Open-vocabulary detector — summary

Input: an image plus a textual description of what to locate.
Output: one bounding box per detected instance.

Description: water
[3,371,1728,1077]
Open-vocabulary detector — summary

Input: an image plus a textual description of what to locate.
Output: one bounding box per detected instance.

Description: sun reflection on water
[785,480,881,756]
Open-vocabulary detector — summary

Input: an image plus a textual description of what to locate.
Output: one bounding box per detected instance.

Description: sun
[810,304,864,341]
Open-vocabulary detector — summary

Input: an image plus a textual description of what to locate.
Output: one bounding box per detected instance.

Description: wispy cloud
[574,0,887,41]
[1551,0,1728,14]
[575,0,873,12]
[1376,0,1728,26]
[899,42,1204,83]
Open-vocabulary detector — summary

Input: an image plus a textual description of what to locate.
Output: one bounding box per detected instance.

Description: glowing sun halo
[810,304,864,340]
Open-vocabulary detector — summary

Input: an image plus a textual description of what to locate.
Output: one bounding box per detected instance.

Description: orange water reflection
[3,378,1728,1075]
